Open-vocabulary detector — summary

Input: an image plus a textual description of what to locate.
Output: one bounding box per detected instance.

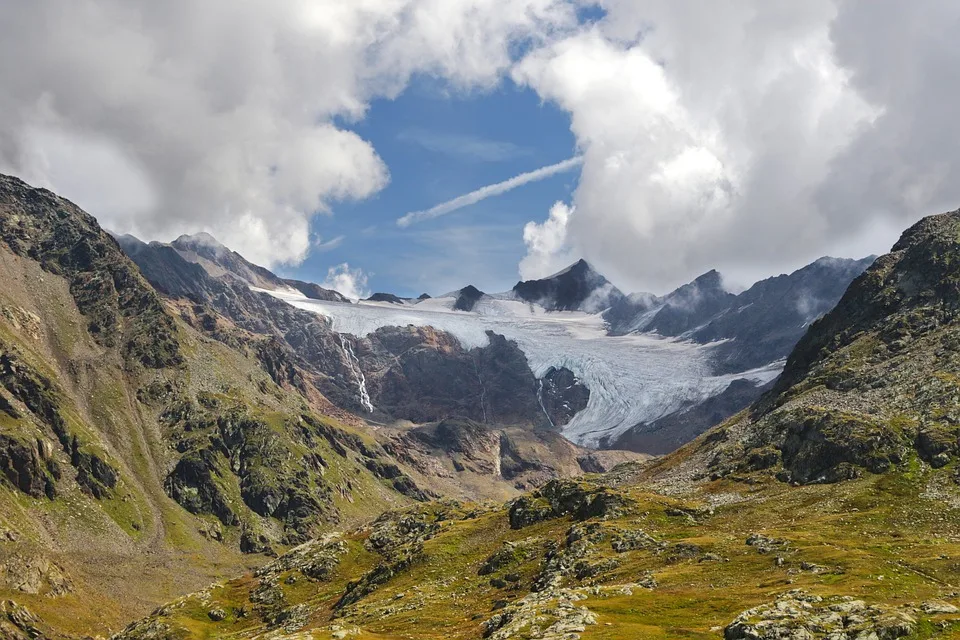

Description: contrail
[397,156,583,227]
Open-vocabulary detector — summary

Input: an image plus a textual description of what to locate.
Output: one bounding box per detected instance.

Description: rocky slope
[0,173,452,632]
[605,256,873,451]
[651,208,960,487]
[112,468,960,639]
[169,232,349,302]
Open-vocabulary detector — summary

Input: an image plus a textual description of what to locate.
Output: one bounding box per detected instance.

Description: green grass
[113,469,960,639]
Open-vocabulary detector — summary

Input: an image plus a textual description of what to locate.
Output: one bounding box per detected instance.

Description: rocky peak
[164,231,347,302]
[172,231,227,257]
[171,231,278,289]
[644,269,737,337]
[512,259,624,313]
[683,208,960,486]
[775,209,960,393]
[690,268,724,290]
[453,285,485,311]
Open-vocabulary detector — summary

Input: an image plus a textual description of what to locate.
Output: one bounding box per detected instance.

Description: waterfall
[338,334,374,413]
[537,378,555,429]
[473,358,488,423]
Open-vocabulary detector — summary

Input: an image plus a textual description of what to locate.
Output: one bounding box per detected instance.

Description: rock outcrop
[725,591,917,640]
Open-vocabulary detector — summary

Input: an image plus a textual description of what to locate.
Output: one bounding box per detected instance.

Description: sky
[1,1,959,299]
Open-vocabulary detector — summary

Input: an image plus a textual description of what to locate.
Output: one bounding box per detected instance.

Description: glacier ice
[262,289,782,448]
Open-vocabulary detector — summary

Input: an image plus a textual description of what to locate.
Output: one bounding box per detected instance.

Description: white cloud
[519,201,576,279]
[397,156,583,227]
[0,0,582,267]
[512,1,937,293]
[3,1,959,292]
[322,263,371,301]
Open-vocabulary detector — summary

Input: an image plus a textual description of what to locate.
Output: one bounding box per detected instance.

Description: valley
[0,173,958,640]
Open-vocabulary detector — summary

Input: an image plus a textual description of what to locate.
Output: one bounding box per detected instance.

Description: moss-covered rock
[509,480,632,529]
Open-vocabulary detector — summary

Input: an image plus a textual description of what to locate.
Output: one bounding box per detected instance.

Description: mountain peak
[513,260,623,313]
[690,269,724,290]
[167,231,347,301]
[172,231,228,256]
[453,285,485,311]
[544,258,595,280]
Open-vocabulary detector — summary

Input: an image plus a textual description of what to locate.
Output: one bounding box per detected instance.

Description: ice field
[264,290,782,447]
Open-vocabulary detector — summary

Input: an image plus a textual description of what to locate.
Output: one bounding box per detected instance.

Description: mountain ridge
[649,206,960,487]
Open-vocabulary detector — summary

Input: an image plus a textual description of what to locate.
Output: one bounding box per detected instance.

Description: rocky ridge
[664,208,960,486]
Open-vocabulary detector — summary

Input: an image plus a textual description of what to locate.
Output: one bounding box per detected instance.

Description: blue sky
[275,78,580,298]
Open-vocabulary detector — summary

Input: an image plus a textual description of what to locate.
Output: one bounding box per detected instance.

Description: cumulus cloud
[512,1,960,293]
[0,0,581,267]
[322,263,371,301]
[519,201,576,279]
[397,156,583,227]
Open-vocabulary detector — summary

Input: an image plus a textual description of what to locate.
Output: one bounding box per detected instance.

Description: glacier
[262,290,782,448]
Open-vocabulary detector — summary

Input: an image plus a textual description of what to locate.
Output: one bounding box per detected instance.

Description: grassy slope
[116,461,960,639]
[0,245,410,635]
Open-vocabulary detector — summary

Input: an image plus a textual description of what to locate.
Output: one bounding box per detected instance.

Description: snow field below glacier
[262,290,782,448]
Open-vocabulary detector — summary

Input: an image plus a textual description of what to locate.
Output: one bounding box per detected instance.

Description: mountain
[600,257,873,452]
[512,259,625,313]
[3,175,960,639]
[117,231,598,433]
[605,258,874,351]
[244,253,868,454]
[453,285,485,312]
[654,208,960,485]
[644,269,738,337]
[109,207,960,640]
[167,232,349,302]
[690,256,878,372]
[0,174,629,635]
